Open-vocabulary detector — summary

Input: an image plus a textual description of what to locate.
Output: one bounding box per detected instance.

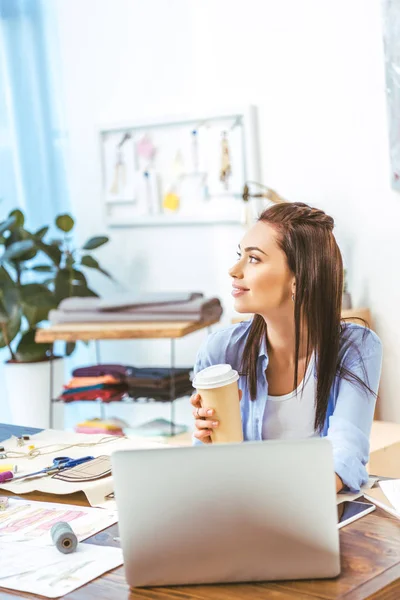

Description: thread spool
[0,471,13,484]
[51,521,78,554]
[0,464,16,474]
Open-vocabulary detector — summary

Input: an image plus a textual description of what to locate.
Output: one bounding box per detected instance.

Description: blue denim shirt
[193,320,382,493]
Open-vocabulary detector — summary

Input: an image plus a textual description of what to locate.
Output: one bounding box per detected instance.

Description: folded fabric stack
[60,371,129,403]
[72,364,194,402]
[74,417,128,436]
[49,291,223,324]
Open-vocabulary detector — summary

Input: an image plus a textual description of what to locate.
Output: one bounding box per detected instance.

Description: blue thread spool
[51,521,78,554]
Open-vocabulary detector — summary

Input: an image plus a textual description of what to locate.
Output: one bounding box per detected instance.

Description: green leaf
[20,284,57,308]
[54,268,74,303]
[80,254,113,279]
[8,209,24,228]
[55,214,74,233]
[10,234,38,262]
[0,215,17,235]
[81,255,99,269]
[43,277,55,286]
[66,341,76,356]
[82,236,109,250]
[32,265,54,272]
[0,267,21,349]
[15,328,51,363]
[72,269,87,285]
[22,303,50,328]
[1,240,35,262]
[34,226,49,240]
[36,241,62,266]
[20,284,57,327]
[71,285,98,297]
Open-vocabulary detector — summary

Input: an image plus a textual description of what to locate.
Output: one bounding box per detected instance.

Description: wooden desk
[1,426,400,599]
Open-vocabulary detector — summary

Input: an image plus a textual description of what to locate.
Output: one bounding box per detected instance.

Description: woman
[191,202,382,493]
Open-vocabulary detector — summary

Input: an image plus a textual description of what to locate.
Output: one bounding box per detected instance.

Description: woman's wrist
[335,473,344,493]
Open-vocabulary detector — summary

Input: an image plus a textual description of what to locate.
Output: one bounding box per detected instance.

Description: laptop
[111,438,340,588]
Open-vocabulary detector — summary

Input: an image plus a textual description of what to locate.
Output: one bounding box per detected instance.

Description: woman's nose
[228,261,243,279]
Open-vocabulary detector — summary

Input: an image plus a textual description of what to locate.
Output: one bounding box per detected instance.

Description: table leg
[95,340,101,365]
[100,401,106,421]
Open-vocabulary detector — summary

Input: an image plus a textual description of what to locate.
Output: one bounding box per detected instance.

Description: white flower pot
[4,358,65,428]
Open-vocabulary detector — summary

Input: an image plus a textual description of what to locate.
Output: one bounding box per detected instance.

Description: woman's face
[229,221,295,315]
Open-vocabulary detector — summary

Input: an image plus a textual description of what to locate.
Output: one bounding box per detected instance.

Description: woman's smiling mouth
[232,284,250,297]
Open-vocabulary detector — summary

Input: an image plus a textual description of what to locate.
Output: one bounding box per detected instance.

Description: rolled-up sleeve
[327,333,382,492]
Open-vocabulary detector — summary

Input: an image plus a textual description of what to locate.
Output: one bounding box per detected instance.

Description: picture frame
[99,105,261,227]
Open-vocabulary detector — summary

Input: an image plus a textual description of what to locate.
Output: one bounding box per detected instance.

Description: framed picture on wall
[99,105,261,227]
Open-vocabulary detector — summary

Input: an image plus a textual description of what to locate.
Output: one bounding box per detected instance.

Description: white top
[262,355,317,440]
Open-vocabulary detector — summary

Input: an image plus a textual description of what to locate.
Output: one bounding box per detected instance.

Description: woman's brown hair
[241,202,375,432]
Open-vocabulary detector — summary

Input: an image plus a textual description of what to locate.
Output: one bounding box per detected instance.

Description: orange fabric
[64,375,120,389]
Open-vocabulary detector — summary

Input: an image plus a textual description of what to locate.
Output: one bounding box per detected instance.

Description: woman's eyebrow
[244,245,268,256]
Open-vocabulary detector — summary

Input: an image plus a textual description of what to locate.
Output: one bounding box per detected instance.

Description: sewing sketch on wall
[102,131,136,202]
[382,0,400,191]
[100,106,260,226]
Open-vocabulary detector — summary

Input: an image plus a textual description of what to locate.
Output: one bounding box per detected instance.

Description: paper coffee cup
[193,364,243,443]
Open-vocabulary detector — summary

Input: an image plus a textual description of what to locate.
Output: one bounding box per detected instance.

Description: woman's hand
[191,393,217,443]
[191,390,242,444]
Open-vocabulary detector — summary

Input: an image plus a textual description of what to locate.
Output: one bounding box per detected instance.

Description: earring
[292,293,295,302]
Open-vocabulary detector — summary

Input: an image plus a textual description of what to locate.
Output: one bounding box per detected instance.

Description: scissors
[1,456,94,483]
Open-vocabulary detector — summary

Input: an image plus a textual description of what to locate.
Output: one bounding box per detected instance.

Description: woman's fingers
[192,406,215,419]
[193,429,212,442]
[195,419,218,430]
[190,393,201,408]
[190,393,214,418]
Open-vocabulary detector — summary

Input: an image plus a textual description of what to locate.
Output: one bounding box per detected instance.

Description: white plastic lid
[193,364,239,390]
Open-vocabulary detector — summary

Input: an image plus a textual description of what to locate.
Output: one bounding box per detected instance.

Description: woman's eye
[249,256,259,263]
[236,252,242,260]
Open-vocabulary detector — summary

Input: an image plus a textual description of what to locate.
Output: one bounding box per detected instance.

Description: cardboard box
[368,421,400,478]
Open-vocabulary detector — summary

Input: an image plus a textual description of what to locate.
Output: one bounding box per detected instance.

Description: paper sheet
[336,476,378,504]
[0,541,123,598]
[0,497,117,544]
[0,429,167,506]
[378,479,400,513]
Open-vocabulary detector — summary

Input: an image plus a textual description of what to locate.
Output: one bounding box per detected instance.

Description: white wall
[54,0,400,424]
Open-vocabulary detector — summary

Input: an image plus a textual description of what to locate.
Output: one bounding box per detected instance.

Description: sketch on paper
[0,542,123,598]
[102,130,136,202]
[382,0,400,191]
[0,498,117,544]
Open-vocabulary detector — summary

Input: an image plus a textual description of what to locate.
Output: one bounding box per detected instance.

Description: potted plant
[0,209,111,427]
